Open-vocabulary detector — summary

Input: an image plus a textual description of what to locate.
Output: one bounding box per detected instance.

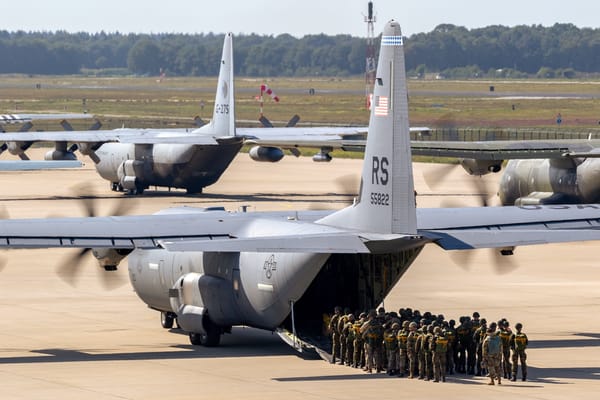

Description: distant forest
[1,23,599,78]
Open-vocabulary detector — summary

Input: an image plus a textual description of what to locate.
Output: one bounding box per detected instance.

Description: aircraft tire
[160,311,174,329]
[189,332,203,345]
[185,186,203,195]
[187,319,221,347]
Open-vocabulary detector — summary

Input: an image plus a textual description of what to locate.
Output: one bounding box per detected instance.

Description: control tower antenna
[364,1,376,109]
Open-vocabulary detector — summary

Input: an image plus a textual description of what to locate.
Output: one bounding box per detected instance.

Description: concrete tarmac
[0,150,598,399]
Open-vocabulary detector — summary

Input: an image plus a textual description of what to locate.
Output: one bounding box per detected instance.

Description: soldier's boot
[522,374,527,382]
[488,378,495,385]
[442,375,446,382]
[497,377,502,385]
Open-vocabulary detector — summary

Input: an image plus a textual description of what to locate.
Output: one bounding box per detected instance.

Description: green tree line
[1,23,599,77]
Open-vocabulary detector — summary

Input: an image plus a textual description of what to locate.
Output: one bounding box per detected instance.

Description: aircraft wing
[0,205,600,254]
[410,139,600,160]
[0,113,92,124]
[0,160,82,170]
[417,204,600,249]
[0,128,219,145]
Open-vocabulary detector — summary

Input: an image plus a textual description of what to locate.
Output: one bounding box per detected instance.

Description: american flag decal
[374,96,389,116]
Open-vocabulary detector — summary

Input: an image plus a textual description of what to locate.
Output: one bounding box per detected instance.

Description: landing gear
[160,311,176,329]
[110,182,124,192]
[186,186,203,195]
[187,317,221,347]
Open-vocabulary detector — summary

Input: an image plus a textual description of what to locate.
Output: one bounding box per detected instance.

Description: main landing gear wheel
[188,318,221,347]
[160,311,175,329]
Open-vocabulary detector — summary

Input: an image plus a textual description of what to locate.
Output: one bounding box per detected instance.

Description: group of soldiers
[328,307,529,385]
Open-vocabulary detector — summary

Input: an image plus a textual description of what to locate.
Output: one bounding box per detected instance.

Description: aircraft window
[377,78,383,86]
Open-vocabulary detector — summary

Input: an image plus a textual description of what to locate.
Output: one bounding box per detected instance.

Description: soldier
[432,326,448,382]
[384,323,400,375]
[498,319,513,379]
[397,320,410,377]
[406,321,418,378]
[352,313,366,369]
[510,322,529,381]
[424,325,435,381]
[337,309,350,365]
[455,316,472,373]
[482,327,503,385]
[342,313,356,366]
[415,326,426,379]
[329,306,342,364]
[442,320,456,375]
[361,310,384,373]
[473,318,488,376]
[468,312,481,374]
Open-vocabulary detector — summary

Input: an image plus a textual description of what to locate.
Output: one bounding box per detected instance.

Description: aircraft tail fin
[196,33,236,137]
[318,20,416,235]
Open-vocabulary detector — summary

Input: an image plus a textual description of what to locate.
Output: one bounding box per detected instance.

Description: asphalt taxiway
[0,150,598,399]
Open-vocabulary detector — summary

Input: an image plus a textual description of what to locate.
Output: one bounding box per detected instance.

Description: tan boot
[488,378,495,385]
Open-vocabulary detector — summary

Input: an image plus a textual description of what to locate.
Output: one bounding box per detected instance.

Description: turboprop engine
[460,158,503,176]
[248,146,284,162]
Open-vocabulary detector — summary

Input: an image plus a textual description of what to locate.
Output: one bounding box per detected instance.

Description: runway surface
[0,150,598,399]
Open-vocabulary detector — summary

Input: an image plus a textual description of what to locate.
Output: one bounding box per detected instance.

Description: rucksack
[487,334,501,355]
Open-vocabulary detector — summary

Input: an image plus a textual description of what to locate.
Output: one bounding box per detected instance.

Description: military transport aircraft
[0,34,372,195]
[2,21,600,353]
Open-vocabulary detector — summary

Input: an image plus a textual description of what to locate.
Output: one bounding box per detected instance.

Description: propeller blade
[489,249,519,275]
[98,268,128,290]
[56,248,91,286]
[423,163,460,190]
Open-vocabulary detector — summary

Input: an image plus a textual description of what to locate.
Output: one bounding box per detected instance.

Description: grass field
[2,75,600,133]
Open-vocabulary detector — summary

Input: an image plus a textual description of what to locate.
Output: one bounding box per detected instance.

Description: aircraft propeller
[429,165,518,274]
[56,183,136,289]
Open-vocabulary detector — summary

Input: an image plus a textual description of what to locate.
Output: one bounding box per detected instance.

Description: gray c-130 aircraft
[0,33,371,195]
[3,20,600,353]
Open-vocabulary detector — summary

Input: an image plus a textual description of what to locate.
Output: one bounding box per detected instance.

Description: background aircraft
[0,34,369,195]
[1,21,600,354]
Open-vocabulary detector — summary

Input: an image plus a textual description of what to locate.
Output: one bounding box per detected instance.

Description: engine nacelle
[248,146,284,162]
[117,159,144,191]
[91,248,131,270]
[460,158,503,176]
[312,147,333,162]
[169,273,208,335]
[7,141,32,157]
[44,150,77,161]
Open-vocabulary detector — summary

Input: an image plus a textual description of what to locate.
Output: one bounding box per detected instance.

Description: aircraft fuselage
[94,139,243,193]
[499,157,600,205]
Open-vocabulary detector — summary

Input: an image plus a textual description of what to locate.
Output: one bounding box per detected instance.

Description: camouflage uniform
[329,307,342,364]
[455,317,472,374]
[432,327,448,382]
[352,315,366,368]
[397,321,410,377]
[342,314,356,366]
[510,323,528,381]
[473,319,488,376]
[406,322,418,378]
[383,324,399,375]
[424,326,435,381]
[361,311,383,373]
[498,322,513,379]
[445,320,457,374]
[337,313,349,365]
[482,329,502,385]
[469,313,481,374]
[415,328,426,379]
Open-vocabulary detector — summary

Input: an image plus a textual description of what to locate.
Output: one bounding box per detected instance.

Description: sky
[2,0,600,37]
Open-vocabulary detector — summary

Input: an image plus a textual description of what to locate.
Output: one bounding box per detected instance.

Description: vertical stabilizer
[318,20,416,234]
[196,32,236,137]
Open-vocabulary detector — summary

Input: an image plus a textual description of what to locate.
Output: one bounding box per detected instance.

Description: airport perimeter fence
[411,128,600,142]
